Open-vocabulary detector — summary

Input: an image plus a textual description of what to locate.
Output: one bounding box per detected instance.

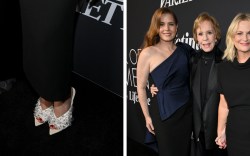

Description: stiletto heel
[34,99,53,126]
[49,87,76,135]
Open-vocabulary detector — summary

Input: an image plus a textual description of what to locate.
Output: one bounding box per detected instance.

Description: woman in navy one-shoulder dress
[137,7,194,156]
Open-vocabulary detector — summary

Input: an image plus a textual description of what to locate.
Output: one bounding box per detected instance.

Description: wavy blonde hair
[140,7,178,52]
[223,13,250,62]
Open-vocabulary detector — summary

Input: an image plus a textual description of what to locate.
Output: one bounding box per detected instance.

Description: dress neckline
[232,57,250,69]
[150,47,178,74]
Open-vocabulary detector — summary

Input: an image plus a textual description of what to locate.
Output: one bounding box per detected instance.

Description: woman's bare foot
[53,89,73,118]
[48,87,76,135]
[39,97,53,110]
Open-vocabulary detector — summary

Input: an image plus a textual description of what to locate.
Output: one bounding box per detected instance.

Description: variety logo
[161,0,193,7]
[78,0,123,30]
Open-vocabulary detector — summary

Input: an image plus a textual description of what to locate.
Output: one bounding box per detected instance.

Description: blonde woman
[216,13,250,156]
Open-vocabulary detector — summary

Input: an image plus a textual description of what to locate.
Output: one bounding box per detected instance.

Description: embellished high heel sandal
[49,87,76,135]
[34,99,53,126]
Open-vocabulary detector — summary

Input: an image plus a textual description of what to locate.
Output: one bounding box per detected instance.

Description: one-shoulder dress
[148,44,193,156]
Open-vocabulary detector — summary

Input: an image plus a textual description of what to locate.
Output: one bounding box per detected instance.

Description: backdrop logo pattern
[161,0,193,7]
[176,32,199,50]
[78,0,123,30]
[127,49,151,105]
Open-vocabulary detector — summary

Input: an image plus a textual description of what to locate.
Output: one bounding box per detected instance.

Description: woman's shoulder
[140,46,157,55]
[176,42,193,50]
[218,59,231,69]
[214,47,224,63]
[176,42,196,56]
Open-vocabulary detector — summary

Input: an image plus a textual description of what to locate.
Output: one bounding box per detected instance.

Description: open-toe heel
[34,99,53,126]
[49,87,76,135]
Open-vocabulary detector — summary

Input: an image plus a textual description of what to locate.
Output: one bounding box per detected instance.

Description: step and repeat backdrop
[127,0,250,144]
[74,0,123,97]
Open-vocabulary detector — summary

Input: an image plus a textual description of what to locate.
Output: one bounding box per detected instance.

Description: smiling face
[233,20,250,54]
[196,20,217,52]
[158,13,178,43]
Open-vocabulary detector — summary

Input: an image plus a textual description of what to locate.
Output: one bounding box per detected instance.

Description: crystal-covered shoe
[49,87,76,135]
[34,99,53,126]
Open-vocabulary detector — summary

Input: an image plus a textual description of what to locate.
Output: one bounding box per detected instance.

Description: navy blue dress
[147,44,193,156]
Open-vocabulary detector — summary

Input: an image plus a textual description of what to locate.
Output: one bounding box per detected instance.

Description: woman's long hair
[140,7,178,53]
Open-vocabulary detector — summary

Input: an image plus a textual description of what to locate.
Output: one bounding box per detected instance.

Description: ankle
[48,87,75,135]
[53,98,71,117]
[39,97,53,110]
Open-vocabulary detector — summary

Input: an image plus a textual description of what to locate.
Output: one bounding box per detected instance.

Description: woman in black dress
[191,12,227,156]
[216,13,250,156]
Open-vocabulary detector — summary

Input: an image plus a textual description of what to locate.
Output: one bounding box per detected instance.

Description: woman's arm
[136,49,155,135]
[215,94,229,149]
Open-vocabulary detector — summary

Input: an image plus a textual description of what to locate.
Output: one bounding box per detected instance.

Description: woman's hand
[215,133,227,149]
[145,116,155,135]
[150,84,158,97]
